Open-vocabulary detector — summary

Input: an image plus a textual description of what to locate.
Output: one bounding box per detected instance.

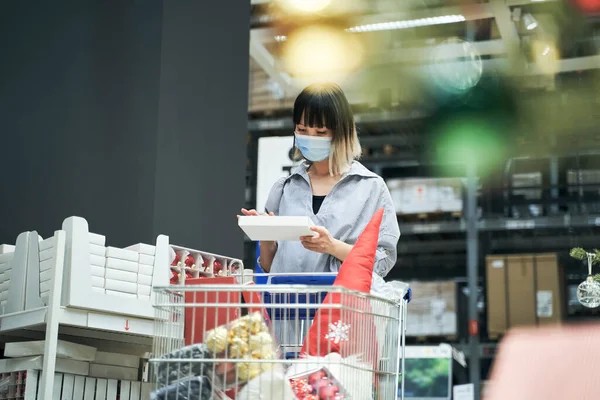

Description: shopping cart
[150,274,409,400]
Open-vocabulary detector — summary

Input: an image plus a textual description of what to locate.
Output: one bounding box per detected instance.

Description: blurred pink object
[486,324,600,400]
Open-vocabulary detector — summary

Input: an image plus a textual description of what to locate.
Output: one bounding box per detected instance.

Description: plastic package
[288,366,349,400]
[203,311,280,388]
[150,376,212,400]
[155,344,213,386]
[371,274,409,303]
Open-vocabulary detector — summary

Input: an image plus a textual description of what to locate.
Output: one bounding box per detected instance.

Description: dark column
[153,1,250,257]
[0,1,249,258]
[0,1,163,246]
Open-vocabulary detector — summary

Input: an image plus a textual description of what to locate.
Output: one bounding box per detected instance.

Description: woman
[242,83,400,279]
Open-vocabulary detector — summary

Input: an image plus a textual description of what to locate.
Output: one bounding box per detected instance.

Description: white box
[40,280,51,293]
[137,285,151,296]
[95,351,140,368]
[125,243,155,256]
[4,340,97,361]
[61,216,170,319]
[89,363,138,380]
[105,247,138,262]
[238,216,314,241]
[387,178,463,215]
[137,274,152,286]
[0,253,13,264]
[139,253,155,266]
[89,233,105,246]
[39,248,54,262]
[105,279,137,294]
[91,276,105,288]
[89,244,106,257]
[38,237,55,252]
[40,268,52,283]
[105,257,138,273]
[90,254,106,267]
[105,290,137,299]
[138,264,153,276]
[0,245,15,254]
[138,295,151,302]
[92,287,105,294]
[105,268,137,282]
[40,258,53,272]
[90,265,105,278]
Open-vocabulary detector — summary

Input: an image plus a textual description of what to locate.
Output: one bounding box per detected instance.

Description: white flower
[325,320,350,344]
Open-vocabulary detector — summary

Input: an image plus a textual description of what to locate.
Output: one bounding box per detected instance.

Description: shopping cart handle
[403,287,412,303]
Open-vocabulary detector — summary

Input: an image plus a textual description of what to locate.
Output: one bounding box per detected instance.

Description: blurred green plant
[570,247,600,282]
[402,358,450,397]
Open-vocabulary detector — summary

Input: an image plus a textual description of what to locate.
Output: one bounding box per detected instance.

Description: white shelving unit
[0,218,170,397]
[0,216,246,397]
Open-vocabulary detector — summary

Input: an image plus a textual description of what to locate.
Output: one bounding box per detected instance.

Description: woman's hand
[238,208,274,218]
[300,226,353,261]
[237,209,276,247]
[300,226,334,254]
[238,208,277,271]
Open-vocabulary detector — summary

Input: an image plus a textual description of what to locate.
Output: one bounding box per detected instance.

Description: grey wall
[0,1,249,258]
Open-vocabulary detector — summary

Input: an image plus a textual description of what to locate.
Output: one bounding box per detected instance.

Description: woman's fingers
[241,209,275,217]
[300,232,320,242]
[241,208,260,216]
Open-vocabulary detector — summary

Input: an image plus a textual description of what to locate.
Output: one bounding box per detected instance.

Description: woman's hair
[292,83,361,175]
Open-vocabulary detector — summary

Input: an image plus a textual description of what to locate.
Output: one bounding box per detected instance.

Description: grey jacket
[264,161,401,277]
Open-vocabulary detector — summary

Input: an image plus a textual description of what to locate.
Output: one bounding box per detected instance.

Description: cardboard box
[486,253,564,338]
[386,178,463,215]
[406,280,457,337]
[507,255,536,328]
[535,253,564,324]
[486,256,508,337]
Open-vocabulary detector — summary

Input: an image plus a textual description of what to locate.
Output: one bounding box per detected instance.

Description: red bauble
[318,384,339,399]
[171,253,181,266]
[184,255,195,267]
[308,371,327,385]
[311,377,329,393]
[574,0,600,13]
[213,260,223,274]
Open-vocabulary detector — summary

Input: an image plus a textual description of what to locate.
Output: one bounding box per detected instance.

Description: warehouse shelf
[401,213,600,235]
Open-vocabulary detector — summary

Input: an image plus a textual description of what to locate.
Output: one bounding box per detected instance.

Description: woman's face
[296,119,333,138]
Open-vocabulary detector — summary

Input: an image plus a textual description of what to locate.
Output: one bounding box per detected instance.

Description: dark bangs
[292,83,346,131]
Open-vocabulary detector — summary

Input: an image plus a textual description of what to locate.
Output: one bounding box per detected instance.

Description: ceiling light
[284,0,331,13]
[346,15,466,33]
[523,13,538,30]
[275,35,287,42]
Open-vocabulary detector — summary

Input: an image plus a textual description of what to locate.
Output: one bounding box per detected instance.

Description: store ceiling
[248,0,600,108]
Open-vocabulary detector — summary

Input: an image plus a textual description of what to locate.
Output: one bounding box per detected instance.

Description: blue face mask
[294,133,332,162]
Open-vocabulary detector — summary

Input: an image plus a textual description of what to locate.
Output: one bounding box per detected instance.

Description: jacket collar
[288,160,378,182]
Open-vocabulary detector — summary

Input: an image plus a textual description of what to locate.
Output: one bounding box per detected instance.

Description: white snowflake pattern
[324,320,351,344]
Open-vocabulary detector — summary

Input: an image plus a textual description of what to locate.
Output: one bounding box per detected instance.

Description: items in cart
[154,344,214,387]
[204,311,279,387]
[288,366,348,400]
[237,368,295,400]
[150,376,213,400]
